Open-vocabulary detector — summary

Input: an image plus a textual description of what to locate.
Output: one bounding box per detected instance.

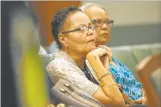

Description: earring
[65,45,68,53]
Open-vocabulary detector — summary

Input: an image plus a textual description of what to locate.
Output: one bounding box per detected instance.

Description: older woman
[80,3,147,105]
[46,6,125,107]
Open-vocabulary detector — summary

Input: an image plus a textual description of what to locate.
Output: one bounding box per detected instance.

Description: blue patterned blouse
[109,57,143,100]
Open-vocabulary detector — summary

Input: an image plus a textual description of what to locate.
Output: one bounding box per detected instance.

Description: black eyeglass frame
[91,19,114,27]
[61,25,97,34]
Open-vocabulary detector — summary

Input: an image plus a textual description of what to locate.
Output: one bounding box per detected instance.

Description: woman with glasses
[80,3,148,106]
[46,6,126,107]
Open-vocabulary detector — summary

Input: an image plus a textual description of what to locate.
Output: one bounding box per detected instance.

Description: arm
[134,88,148,105]
[46,59,99,96]
[87,48,125,107]
[98,46,137,105]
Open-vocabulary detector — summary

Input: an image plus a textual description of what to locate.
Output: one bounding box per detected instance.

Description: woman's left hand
[97,45,112,68]
[97,45,112,59]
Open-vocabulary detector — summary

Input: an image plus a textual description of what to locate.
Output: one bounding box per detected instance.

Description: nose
[87,28,94,36]
[87,28,97,39]
[102,23,109,29]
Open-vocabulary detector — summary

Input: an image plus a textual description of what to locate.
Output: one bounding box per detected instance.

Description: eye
[80,26,88,31]
[105,20,110,24]
[96,20,102,25]
[93,25,98,28]
[105,20,114,24]
[89,25,97,29]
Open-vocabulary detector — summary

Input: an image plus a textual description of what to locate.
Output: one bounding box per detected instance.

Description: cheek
[96,28,101,37]
[67,36,94,53]
[67,36,86,49]
[96,28,101,35]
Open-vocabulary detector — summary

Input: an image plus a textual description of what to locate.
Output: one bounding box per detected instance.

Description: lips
[101,32,108,35]
[88,38,96,42]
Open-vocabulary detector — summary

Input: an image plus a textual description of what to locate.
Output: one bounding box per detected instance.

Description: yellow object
[20,48,50,107]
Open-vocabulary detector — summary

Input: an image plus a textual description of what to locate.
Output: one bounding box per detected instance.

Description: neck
[96,43,103,47]
[61,48,86,69]
[96,41,105,47]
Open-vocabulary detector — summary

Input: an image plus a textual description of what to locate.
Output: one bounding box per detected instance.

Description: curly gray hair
[79,3,106,13]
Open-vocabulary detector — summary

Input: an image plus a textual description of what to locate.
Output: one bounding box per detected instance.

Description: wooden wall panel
[30,1,81,46]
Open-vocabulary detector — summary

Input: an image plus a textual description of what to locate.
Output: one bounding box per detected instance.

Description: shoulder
[46,55,70,72]
[45,52,79,83]
[46,50,81,74]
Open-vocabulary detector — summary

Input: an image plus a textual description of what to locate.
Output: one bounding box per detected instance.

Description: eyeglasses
[91,19,114,27]
[61,25,97,34]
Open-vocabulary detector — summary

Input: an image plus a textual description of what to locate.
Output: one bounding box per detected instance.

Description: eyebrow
[92,18,109,20]
[75,24,88,28]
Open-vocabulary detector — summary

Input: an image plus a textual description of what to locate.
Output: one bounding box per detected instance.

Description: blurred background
[1,1,161,107]
[92,1,161,46]
[30,1,161,47]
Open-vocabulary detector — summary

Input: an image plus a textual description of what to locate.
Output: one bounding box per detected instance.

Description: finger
[97,45,104,49]
[106,51,112,63]
[94,48,108,57]
[105,46,112,57]
[103,52,112,64]
[97,45,111,53]
[103,45,112,52]
[106,51,112,58]
[98,45,112,57]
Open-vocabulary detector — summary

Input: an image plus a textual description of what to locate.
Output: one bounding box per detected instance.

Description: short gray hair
[80,3,106,13]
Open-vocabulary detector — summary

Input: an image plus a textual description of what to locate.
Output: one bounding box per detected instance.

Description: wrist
[86,51,99,60]
[97,71,111,80]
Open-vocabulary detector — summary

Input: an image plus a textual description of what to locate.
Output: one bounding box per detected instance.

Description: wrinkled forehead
[68,11,91,28]
[86,6,109,20]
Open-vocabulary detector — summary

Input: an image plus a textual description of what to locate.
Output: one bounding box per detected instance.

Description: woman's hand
[97,45,112,68]
[87,47,126,107]
[87,46,112,66]
[88,47,108,57]
[87,47,109,67]
[134,88,148,105]
[97,45,112,62]
[134,96,148,105]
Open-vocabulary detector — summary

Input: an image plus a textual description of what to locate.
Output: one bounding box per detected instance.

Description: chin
[88,46,96,52]
[91,46,96,51]
[96,38,109,45]
[104,38,110,43]
[101,36,110,43]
